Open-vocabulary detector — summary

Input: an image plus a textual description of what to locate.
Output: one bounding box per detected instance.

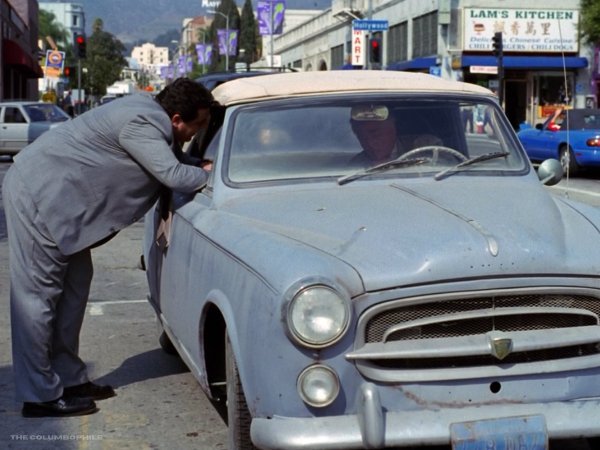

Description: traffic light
[492,32,503,58]
[75,33,86,59]
[369,33,382,64]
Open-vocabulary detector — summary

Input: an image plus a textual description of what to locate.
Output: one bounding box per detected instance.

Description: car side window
[4,107,26,123]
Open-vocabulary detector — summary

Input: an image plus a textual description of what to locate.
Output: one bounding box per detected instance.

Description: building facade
[39,1,85,45]
[273,0,591,129]
[131,43,169,75]
[1,0,43,100]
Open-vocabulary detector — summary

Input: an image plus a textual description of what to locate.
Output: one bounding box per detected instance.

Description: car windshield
[23,104,69,123]
[224,95,527,184]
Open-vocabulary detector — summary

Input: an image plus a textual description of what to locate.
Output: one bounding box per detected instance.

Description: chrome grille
[366,294,600,343]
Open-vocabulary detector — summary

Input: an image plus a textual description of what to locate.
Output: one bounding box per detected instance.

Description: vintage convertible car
[517,108,600,176]
[143,71,600,449]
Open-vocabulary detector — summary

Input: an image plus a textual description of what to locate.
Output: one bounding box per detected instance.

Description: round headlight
[287,286,350,347]
[297,364,340,407]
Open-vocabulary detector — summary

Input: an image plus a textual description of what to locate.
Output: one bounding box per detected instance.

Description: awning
[461,55,588,69]
[3,39,44,78]
[387,57,437,71]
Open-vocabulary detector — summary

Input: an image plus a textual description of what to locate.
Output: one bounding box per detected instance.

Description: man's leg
[51,249,93,387]
[3,168,69,402]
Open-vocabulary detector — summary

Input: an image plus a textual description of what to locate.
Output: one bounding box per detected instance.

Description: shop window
[412,12,437,58]
[388,21,408,63]
[536,74,573,122]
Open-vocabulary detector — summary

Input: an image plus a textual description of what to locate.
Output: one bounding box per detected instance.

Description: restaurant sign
[463,9,579,53]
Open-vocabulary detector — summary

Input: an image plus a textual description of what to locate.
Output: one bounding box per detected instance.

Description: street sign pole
[352,19,389,70]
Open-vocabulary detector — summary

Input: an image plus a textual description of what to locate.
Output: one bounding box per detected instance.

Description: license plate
[450,415,548,450]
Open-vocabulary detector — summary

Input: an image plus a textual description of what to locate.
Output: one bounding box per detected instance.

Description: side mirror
[537,158,563,186]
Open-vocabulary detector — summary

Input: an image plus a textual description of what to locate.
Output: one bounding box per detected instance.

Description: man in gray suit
[2,78,213,417]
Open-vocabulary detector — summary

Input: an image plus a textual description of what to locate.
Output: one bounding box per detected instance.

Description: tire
[559,145,580,177]
[226,334,256,450]
[158,330,177,355]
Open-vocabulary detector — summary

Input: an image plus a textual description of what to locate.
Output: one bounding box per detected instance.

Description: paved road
[0,160,228,449]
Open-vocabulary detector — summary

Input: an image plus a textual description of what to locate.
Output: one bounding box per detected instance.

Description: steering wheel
[398,146,467,164]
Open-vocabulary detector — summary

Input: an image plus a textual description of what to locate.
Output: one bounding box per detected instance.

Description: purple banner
[217,29,238,56]
[160,65,170,79]
[177,55,187,75]
[196,43,213,65]
[257,0,285,36]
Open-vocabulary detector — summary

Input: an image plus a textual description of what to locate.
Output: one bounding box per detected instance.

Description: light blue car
[142,71,600,449]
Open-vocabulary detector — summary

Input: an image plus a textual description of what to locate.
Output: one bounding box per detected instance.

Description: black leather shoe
[63,381,116,400]
[22,396,97,418]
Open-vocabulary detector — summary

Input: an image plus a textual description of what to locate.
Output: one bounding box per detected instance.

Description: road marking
[88,299,147,316]
[549,185,600,198]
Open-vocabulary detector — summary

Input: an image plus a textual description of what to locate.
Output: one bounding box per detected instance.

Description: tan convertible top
[212,70,493,106]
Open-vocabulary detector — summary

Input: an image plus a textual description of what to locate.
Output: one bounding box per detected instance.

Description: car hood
[219,179,600,292]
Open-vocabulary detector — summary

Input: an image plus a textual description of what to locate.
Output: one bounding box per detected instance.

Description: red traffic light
[74,33,87,59]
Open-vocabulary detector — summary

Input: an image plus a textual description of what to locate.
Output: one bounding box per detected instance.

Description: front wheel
[559,145,580,176]
[226,334,256,450]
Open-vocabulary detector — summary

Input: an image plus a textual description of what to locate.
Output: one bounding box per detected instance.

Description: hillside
[67,0,330,44]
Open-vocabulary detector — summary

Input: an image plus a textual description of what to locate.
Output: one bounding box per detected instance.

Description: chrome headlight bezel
[285,283,351,349]
[297,364,340,408]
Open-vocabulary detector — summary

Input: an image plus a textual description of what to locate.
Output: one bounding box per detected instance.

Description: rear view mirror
[537,159,563,186]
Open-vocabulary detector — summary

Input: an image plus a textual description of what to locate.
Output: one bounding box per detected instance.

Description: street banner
[44,49,65,78]
[160,65,169,79]
[177,55,187,75]
[217,29,238,56]
[196,43,213,65]
[196,44,206,64]
[257,0,285,36]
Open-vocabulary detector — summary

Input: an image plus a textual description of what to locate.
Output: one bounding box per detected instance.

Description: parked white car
[0,101,70,155]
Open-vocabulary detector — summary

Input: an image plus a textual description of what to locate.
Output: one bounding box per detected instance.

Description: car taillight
[586,137,600,147]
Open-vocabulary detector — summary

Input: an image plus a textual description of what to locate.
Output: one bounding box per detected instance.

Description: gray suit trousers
[3,166,92,402]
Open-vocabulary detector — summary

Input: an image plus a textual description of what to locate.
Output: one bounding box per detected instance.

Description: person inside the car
[350,104,442,165]
[350,104,400,165]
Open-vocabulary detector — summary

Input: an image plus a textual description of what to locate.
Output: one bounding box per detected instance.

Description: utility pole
[492,32,504,106]
[367,0,373,70]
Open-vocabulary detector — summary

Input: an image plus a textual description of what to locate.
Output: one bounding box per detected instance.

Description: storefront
[459,7,587,129]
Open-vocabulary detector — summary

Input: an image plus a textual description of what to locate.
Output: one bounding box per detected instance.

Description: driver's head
[350,105,397,163]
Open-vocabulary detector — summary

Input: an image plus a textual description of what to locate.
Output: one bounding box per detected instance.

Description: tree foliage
[82,18,128,96]
[240,0,262,65]
[580,0,600,44]
[39,10,70,49]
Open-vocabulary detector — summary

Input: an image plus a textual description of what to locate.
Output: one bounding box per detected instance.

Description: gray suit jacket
[13,93,208,255]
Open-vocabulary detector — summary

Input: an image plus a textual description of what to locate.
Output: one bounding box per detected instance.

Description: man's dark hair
[156,77,214,122]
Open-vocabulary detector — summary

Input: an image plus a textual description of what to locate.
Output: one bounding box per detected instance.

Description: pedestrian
[2,77,214,417]
[63,90,74,117]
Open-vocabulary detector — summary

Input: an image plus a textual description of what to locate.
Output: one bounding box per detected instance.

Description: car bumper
[251,382,600,449]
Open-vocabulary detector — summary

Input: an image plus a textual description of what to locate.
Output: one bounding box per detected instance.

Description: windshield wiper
[337,157,429,185]
[433,151,510,181]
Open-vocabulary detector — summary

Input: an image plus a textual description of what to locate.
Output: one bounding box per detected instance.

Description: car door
[0,106,29,153]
